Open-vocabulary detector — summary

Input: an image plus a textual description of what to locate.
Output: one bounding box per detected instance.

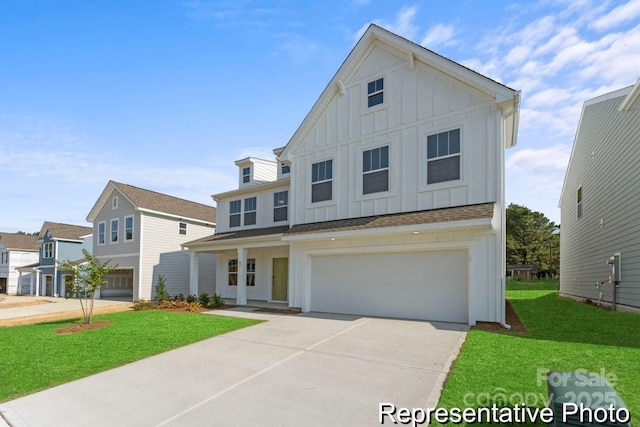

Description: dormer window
[281,163,290,175]
[367,77,384,107]
[242,167,251,183]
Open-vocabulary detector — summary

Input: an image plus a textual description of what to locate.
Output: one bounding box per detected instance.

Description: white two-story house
[185,24,520,325]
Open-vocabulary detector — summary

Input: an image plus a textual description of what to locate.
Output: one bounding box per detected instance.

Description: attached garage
[310,250,468,323]
[101,269,134,299]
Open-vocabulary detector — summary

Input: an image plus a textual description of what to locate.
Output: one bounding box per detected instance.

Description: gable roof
[279,24,519,162]
[38,222,92,242]
[86,181,217,224]
[0,233,39,251]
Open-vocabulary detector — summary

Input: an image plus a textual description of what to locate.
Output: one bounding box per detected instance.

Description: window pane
[368,80,375,94]
[244,197,256,211]
[377,78,383,91]
[312,181,332,203]
[274,206,288,222]
[372,148,380,170]
[427,155,460,184]
[363,149,371,173]
[228,259,238,272]
[363,169,389,194]
[230,200,241,214]
[245,211,257,225]
[281,164,290,174]
[230,214,241,227]
[368,92,383,107]
[380,146,389,168]
[449,129,460,154]
[325,160,332,180]
[427,135,438,159]
[438,131,449,157]
[312,162,319,182]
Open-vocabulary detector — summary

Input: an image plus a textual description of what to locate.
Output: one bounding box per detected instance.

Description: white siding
[1,249,39,295]
[253,159,277,183]
[290,41,498,226]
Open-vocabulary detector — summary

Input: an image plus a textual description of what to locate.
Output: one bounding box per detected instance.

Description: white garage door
[310,250,468,323]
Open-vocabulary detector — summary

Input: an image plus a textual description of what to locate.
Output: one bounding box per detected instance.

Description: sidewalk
[0,296,133,326]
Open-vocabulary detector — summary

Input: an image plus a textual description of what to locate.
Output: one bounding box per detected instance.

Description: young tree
[58,249,117,324]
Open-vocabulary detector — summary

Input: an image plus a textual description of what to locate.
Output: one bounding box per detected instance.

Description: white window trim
[273,190,289,222]
[243,197,258,227]
[110,218,119,244]
[419,125,466,193]
[112,196,118,210]
[356,142,396,201]
[124,215,134,242]
[242,167,251,184]
[179,222,187,235]
[229,200,242,228]
[308,156,337,208]
[362,74,387,114]
[43,242,54,259]
[97,221,106,246]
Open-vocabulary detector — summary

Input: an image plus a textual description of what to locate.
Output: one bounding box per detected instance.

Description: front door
[272,258,288,301]
[45,276,53,296]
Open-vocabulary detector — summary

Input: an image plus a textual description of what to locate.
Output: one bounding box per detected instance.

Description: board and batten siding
[139,212,216,299]
[290,41,500,225]
[560,90,640,308]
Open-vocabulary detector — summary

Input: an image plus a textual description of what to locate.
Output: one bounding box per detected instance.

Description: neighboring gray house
[33,222,93,297]
[86,181,217,301]
[0,233,40,294]
[559,79,640,310]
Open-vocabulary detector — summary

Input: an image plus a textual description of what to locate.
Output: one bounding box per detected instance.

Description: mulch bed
[472,300,528,334]
[253,307,302,315]
[56,320,111,335]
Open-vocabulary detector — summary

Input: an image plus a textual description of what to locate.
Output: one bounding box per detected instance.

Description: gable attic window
[112,196,118,209]
[367,77,384,107]
[363,146,389,194]
[281,163,290,175]
[230,200,241,228]
[242,167,251,184]
[311,159,333,203]
[244,197,257,226]
[577,187,583,219]
[427,128,461,184]
[179,222,187,235]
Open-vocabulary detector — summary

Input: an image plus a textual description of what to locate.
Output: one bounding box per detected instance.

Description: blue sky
[1,0,639,232]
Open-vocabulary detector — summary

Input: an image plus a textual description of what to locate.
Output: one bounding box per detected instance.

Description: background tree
[506,204,559,277]
[58,249,116,324]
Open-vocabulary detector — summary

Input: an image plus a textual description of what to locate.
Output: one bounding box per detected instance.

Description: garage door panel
[310,250,467,323]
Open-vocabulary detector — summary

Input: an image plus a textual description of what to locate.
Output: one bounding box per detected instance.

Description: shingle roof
[185,225,290,246]
[286,203,494,235]
[0,233,39,251]
[111,181,216,223]
[39,222,93,241]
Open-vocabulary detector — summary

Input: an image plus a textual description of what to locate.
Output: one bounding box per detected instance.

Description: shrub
[159,300,188,309]
[186,294,198,303]
[186,301,203,312]
[199,293,210,306]
[132,300,157,311]
[155,275,170,302]
[173,293,185,302]
[208,294,224,308]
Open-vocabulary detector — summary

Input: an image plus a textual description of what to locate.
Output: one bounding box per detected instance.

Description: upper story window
[230,200,241,228]
[242,167,251,183]
[98,221,106,245]
[274,191,288,222]
[125,216,134,241]
[281,163,290,175]
[363,146,389,194]
[112,196,118,209]
[43,242,53,258]
[244,197,257,226]
[577,187,583,219]
[110,218,119,243]
[311,159,333,203]
[427,128,461,185]
[179,222,187,235]
[367,77,384,107]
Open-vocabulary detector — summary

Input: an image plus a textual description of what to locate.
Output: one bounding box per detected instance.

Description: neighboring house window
[112,196,118,209]
[110,218,119,243]
[273,191,288,222]
[179,222,187,235]
[427,128,461,184]
[230,200,241,227]
[247,258,256,286]
[311,159,333,203]
[363,146,389,194]
[98,221,106,245]
[367,77,384,107]
[281,163,290,175]
[242,167,251,183]
[577,187,583,219]
[124,216,134,241]
[43,242,53,258]
[244,197,257,226]
[228,259,238,285]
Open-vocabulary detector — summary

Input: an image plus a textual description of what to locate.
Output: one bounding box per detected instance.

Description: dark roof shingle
[38,222,92,241]
[0,233,40,251]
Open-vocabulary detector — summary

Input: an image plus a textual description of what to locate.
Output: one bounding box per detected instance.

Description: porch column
[35,270,40,296]
[17,271,23,295]
[189,251,199,296]
[29,271,35,295]
[236,247,247,306]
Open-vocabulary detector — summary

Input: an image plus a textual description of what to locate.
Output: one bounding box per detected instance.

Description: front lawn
[438,280,640,425]
[0,310,261,402]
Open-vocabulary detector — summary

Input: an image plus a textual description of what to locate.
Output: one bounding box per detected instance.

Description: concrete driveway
[0,309,468,427]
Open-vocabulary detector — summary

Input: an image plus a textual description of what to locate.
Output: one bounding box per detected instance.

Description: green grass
[0,310,261,402]
[438,280,640,425]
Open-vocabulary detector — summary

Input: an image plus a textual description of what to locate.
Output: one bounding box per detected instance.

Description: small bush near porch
[0,310,261,402]
[438,280,640,425]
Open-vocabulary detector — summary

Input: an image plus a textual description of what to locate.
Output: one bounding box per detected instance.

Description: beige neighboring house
[0,233,39,294]
[86,181,217,301]
[184,24,520,326]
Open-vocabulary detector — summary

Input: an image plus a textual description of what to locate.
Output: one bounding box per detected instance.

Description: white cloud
[592,0,640,30]
[354,6,419,43]
[420,24,456,49]
[506,145,572,175]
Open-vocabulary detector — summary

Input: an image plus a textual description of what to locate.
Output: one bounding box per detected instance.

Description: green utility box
[546,371,630,426]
